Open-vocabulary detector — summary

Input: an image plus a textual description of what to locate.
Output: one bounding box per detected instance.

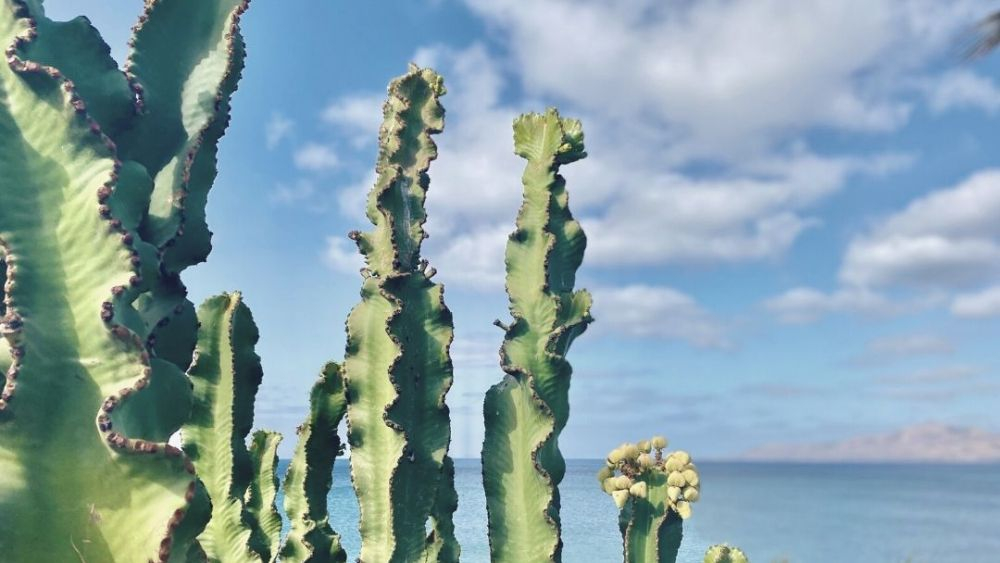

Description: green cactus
[280,362,349,563]
[481,108,592,563]
[704,545,750,563]
[0,0,250,557]
[342,64,460,563]
[599,437,702,563]
[183,295,352,563]
[182,292,278,562]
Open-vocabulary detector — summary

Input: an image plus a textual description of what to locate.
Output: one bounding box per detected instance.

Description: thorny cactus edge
[0,0,248,560]
[343,64,460,563]
[599,437,701,563]
[482,108,593,563]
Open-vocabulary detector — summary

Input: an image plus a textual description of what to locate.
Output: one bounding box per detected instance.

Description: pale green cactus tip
[704,544,750,563]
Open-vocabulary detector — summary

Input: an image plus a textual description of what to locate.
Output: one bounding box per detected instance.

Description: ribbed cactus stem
[343,64,459,562]
[247,430,284,562]
[601,437,701,563]
[182,292,275,562]
[482,109,592,563]
[704,545,750,563]
[0,2,206,559]
[280,362,349,563]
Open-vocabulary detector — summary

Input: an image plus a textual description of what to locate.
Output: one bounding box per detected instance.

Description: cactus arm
[421,455,461,562]
[622,472,682,563]
[481,109,592,563]
[704,545,750,563]
[247,430,283,562]
[0,2,197,560]
[281,362,349,563]
[182,292,266,563]
[119,0,248,267]
[344,65,459,562]
[16,5,135,138]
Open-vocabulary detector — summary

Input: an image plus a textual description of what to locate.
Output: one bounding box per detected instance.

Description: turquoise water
[277,459,1000,562]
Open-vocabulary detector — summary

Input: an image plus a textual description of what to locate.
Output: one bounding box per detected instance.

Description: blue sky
[47,0,1000,458]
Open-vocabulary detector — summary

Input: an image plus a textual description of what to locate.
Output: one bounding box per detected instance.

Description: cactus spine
[481,109,593,562]
[343,64,460,563]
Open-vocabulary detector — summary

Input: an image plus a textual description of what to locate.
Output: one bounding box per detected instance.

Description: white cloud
[294,143,341,171]
[840,169,1000,289]
[925,70,1000,114]
[462,0,990,160]
[591,285,728,348]
[323,236,363,274]
[266,112,294,149]
[854,334,954,365]
[764,287,900,324]
[951,285,1000,318]
[321,94,384,148]
[270,179,316,205]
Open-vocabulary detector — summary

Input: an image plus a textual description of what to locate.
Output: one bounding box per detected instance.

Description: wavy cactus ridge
[482,108,592,563]
[281,362,349,563]
[0,2,199,560]
[344,64,458,563]
[422,455,461,562]
[247,430,284,562]
[182,292,268,563]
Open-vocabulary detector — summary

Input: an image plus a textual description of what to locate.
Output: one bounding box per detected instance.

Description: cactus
[0,0,249,559]
[704,545,750,563]
[600,437,701,563]
[481,109,592,562]
[183,294,351,563]
[182,292,277,562]
[342,64,460,562]
[280,362,349,563]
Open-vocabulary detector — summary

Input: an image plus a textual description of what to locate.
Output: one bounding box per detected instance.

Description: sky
[44,0,1000,459]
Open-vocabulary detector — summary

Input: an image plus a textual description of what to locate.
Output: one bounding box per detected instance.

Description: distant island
[741,423,1000,463]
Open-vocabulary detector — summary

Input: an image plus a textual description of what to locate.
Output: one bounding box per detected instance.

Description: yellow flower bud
[602,478,617,494]
[629,481,648,499]
[673,450,691,465]
[596,466,614,483]
[650,435,668,450]
[637,440,651,453]
[612,489,630,509]
[667,471,686,487]
[613,475,633,490]
[667,485,681,501]
[675,500,692,519]
[622,443,641,461]
[683,486,700,502]
[637,453,654,468]
[682,468,699,487]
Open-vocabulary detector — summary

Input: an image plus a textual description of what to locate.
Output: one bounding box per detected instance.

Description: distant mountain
[741,423,1000,463]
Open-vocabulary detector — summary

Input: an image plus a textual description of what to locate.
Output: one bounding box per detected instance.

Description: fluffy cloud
[321,94,384,148]
[764,287,901,324]
[591,285,728,348]
[840,169,1000,289]
[462,0,992,160]
[294,143,341,171]
[925,70,1000,114]
[265,112,294,149]
[951,285,1000,318]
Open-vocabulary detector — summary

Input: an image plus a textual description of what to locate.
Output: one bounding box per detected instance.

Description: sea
[275,459,1000,562]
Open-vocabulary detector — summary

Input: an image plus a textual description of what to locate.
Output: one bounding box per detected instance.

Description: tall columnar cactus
[481,109,593,562]
[599,437,701,563]
[343,64,460,563]
[182,293,351,563]
[182,292,277,562]
[0,0,248,560]
[704,545,750,563]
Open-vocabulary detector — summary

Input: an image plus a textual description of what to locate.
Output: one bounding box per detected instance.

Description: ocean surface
[275,459,1000,562]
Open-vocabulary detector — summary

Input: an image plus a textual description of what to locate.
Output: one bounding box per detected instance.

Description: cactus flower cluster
[600,436,703,563]
[704,544,750,563]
